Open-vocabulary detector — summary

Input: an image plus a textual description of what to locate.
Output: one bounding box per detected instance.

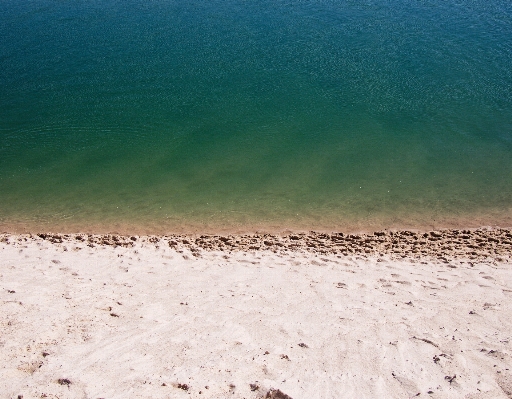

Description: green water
[1,0,511,233]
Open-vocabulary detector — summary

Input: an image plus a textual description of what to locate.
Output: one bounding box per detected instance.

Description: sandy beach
[3,0,512,398]
[1,229,512,398]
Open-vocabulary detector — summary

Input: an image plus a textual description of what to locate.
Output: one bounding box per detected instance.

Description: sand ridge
[1,229,511,398]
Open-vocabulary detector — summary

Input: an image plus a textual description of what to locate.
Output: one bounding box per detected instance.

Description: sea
[1,0,511,233]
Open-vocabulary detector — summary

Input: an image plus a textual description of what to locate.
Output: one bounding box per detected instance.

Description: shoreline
[2,226,511,263]
[1,209,511,236]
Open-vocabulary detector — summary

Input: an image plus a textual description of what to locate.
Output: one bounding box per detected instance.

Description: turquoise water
[1,0,511,233]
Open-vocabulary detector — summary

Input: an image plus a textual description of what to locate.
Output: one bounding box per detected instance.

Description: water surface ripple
[1,0,511,233]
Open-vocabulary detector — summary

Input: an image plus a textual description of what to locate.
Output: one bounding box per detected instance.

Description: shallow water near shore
[1,0,511,233]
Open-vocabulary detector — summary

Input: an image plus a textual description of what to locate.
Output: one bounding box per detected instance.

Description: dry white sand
[1,236,512,398]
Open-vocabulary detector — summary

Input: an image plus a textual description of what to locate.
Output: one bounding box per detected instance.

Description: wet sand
[1,228,511,398]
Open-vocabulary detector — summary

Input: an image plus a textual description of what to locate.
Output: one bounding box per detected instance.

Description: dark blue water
[1,0,511,233]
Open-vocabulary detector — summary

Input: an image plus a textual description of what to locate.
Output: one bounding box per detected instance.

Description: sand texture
[1,229,512,398]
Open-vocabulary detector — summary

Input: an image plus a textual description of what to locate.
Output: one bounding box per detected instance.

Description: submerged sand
[1,229,511,398]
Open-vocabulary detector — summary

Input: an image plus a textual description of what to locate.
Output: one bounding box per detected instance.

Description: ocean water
[1,0,511,233]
